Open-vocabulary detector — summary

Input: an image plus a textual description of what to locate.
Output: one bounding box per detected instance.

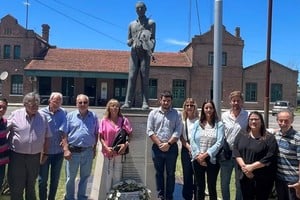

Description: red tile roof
[25,48,192,72]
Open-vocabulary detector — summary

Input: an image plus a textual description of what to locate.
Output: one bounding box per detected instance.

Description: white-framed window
[11,75,23,95]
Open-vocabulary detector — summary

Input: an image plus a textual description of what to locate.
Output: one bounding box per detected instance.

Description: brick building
[0,15,298,109]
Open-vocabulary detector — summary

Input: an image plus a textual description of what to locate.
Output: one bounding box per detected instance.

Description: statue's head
[136,1,147,16]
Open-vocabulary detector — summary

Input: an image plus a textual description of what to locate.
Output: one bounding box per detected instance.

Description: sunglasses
[185,104,195,107]
[78,101,88,105]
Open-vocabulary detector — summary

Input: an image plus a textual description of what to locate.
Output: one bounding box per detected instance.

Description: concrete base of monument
[92,109,157,200]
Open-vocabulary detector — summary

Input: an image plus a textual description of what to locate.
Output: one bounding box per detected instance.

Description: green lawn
[176,153,236,199]
[0,158,95,200]
[1,154,235,200]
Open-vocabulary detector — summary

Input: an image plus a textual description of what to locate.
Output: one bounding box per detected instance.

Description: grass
[1,153,234,200]
[0,158,96,200]
[176,152,236,199]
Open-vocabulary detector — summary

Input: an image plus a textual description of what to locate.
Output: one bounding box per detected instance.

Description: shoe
[157,195,165,200]
[142,103,149,110]
[121,103,131,109]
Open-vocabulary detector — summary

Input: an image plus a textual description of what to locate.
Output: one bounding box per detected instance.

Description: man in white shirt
[220,91,248,200]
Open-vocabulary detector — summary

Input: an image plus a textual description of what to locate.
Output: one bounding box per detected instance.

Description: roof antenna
[25,0,30,29]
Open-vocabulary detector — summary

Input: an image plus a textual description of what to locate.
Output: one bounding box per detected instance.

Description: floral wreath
[106,179,151,200]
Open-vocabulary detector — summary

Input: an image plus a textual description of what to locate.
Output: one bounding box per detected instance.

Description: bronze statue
[122,1,156,110]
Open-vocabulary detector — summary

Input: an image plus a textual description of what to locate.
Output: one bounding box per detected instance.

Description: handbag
[216,138,232,161]
[112,118,129,154]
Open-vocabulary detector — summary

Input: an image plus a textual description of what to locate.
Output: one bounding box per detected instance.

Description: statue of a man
[122,1,156,110]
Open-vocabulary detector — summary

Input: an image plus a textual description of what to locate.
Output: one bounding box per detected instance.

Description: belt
[68,145,90,153]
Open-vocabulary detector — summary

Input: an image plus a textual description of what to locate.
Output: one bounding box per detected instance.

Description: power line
[188,0,192,42]
[53,0,126,31]
[31,0,126,46]
[195,0,202,35]
[188,0,202,41]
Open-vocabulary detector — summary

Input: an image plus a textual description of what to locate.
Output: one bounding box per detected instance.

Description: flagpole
[213,0,223,116]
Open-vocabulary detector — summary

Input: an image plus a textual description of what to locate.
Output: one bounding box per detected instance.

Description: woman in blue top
[190,100,224,200]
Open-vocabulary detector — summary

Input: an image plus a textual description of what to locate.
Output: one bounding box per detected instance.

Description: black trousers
[192,158,220,200]
[275,178,300,200]
[8,151,40,200]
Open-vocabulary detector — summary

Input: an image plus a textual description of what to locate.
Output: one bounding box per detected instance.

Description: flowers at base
[106,179,151,200]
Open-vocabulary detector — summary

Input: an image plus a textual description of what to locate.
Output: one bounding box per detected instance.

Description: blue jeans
[219,158,243,200]
[65,148,94,200]
[38,152,64,200]
[152,143,178,200]
[181,146,195,200]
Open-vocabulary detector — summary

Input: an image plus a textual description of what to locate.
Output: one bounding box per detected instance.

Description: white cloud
[165,39,189,46]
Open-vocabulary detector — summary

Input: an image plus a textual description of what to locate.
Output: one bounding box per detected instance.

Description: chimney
[235,27,240,38]
[42,24,50,42]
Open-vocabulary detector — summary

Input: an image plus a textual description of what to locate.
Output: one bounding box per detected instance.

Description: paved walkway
[174,182,183,200]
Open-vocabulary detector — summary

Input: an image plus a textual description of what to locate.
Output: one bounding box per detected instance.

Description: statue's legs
[122,52,139,108]
[140,55,151,110]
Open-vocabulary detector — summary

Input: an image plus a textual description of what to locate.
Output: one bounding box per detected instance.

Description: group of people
[0,89,300,200]
[0,92,105,200]
[147,90,300,200]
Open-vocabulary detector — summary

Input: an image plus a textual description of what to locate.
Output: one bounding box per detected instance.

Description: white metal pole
[213,0,223,116]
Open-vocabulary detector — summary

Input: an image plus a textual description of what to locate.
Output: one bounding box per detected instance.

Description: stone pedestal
[96,109,156,200]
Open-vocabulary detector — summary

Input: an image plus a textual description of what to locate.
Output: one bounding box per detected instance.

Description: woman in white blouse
[190,100,224,200]
[180,98,199,200]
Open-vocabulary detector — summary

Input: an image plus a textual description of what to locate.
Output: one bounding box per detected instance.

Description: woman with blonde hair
[180,98,199,200]
[99,99,132,194]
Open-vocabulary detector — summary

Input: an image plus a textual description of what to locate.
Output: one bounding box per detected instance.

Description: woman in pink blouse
[99,99,132,194]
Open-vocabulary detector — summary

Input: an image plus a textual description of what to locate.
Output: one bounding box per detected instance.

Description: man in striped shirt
[275,110,300,200]
[0,98,8,193]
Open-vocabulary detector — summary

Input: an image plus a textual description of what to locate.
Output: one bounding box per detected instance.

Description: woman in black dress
[233,111,278,200]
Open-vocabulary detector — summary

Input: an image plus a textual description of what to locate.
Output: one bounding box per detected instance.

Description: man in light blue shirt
[64,94,99,200]
[38,92,68,200]
[147,91,182,200]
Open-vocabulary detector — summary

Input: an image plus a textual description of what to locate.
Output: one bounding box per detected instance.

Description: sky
[1,0,300,72]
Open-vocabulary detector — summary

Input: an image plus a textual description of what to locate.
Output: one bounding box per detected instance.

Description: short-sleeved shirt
[0,117,8,165]
[7,108,52,154]
[66,110,99,148]
[275,127,300,183]
[146,107,182,142]
[222,108,248,150]
[99,116,132,157]
[40,106,67,154]
[233,131,278,180]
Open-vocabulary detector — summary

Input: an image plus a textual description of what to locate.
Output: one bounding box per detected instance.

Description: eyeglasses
[185,104,195,108]
[249,118,260,121]
[78,101,88,105]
